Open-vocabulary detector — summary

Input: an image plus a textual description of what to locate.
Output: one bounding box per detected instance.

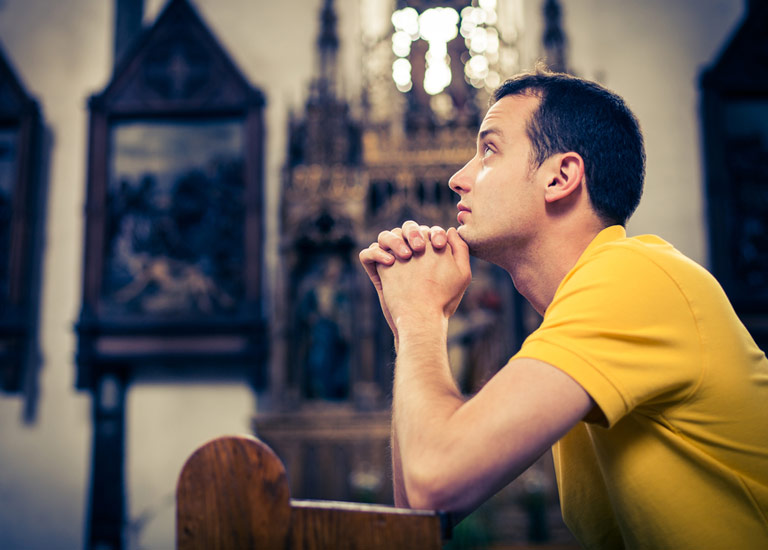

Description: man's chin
[457,229,504,263]
[455,225,469,242]
[457,226,480,256]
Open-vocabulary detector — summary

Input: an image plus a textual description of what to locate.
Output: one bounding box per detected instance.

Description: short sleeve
[513,244,703,427]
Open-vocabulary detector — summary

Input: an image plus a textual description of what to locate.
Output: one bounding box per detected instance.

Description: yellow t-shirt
[514,226,768,549]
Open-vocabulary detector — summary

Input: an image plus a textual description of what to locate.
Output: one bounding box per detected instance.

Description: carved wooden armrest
[177,435,449,549]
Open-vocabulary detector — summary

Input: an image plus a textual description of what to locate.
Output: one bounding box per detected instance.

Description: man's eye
[482,145,494,158]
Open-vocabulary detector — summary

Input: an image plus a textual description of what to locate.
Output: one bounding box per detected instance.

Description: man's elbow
[404,464,461,512]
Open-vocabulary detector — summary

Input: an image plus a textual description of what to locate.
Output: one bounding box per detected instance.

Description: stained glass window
[389,0,522,120]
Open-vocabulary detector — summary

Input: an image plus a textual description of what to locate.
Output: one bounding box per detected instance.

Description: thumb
[446,228,470,272]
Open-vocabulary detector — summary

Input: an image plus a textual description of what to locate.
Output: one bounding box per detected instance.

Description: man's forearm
[391,422,409,507]
[392,314,465,510]
[371,227,474,509]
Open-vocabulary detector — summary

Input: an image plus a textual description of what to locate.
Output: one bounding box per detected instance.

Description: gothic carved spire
[315,0,340,100]
[542,0,568,73]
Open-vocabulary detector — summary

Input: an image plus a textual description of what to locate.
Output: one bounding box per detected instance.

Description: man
[359,71,768,549]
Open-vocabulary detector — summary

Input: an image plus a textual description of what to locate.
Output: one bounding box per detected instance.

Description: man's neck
[503,222,607,316]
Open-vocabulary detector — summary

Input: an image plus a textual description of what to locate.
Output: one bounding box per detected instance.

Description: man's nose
[449,158,475,194]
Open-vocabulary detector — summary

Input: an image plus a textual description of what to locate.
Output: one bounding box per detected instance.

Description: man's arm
[388,252,592,512]
[394,323,593,513]
[361,224,594,514]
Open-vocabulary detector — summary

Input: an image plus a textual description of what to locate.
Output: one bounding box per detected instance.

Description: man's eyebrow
[478,127,505,142]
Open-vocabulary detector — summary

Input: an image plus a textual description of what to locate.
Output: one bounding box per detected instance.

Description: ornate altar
[255,0,526,506]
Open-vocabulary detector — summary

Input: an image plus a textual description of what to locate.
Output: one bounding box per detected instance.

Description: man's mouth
[457,203,470,225]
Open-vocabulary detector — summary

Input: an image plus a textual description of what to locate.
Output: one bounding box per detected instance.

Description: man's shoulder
[586,232,709,284]
[556,232,714,320]
[568,232,676,285]
[565,231,733,330]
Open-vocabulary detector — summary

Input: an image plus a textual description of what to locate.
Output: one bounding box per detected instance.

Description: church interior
[0,0,765,548]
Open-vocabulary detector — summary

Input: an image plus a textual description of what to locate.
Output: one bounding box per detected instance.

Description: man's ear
[544,152,585,203]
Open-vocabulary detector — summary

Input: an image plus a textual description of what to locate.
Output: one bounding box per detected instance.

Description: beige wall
[0,1,744,548]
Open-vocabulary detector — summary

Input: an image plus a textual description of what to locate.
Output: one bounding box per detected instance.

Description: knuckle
[402,221,419,234]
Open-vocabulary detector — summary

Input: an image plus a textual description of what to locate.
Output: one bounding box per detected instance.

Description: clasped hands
[359,220,472,344]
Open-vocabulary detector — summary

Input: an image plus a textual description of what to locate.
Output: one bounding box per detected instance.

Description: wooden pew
[177,435,449,549]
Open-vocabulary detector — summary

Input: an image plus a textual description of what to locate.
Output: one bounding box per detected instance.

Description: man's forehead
[480,94,538,134]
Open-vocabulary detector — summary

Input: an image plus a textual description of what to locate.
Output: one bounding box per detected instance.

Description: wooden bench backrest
[177,435,445,549]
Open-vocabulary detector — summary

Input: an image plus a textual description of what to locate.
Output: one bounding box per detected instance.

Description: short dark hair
[493,70,645,226]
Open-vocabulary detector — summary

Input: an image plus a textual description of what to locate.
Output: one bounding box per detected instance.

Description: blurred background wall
[0,0,747,548]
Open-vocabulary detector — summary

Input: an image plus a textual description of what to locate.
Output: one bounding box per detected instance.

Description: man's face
[449,93,545,262]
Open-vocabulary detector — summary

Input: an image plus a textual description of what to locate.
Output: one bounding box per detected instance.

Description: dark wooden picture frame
[76,0,268,390]
[0,45,44,396]
[700,3,768,350]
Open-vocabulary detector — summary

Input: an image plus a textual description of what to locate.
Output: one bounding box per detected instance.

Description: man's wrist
[394,311,448,340]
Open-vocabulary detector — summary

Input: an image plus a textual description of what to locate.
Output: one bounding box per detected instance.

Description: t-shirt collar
[544,225,627,317]
[578,225,626,264]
